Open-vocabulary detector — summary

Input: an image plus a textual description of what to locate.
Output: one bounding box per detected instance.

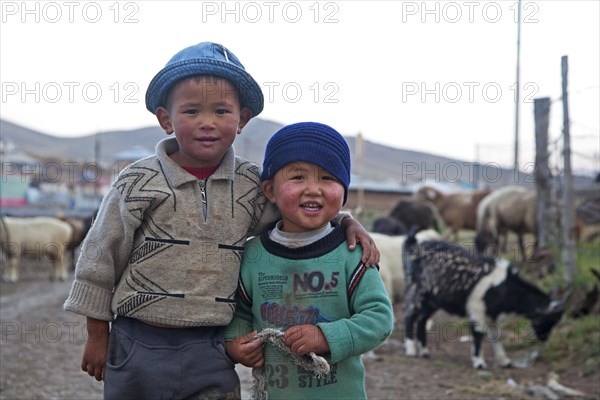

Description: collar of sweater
[156,137,238,187]
[260,222,345,260]
[268,221,334,248]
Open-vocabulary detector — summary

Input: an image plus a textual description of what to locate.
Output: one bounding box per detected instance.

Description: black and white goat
[402,228,564,369]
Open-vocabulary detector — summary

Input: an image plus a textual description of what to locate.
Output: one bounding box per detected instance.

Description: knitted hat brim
[145,58,264,116]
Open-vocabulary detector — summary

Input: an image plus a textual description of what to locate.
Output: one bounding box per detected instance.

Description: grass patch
[431,359,458,369]
[542,314,600,376]
[501,232,600,377]
[354,209,388,233]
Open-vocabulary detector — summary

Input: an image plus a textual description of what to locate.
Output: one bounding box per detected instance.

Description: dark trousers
[104,317,240,400]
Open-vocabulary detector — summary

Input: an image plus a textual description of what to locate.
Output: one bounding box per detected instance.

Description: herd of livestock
[369,184,575,368]
[373,184,554,257]
[0,184,589,369]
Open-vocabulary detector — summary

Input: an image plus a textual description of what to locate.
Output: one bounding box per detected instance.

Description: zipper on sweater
[199,178,207,222]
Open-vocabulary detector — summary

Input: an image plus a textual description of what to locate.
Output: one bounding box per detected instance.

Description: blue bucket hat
[145,42,264,116]
[261,122,351,205]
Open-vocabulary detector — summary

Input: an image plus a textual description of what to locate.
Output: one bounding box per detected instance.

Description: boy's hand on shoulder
[341,217,380,267]
[226,331,264,368]
[284,325,330,356]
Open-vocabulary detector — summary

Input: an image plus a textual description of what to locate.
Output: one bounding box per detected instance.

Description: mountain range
[0,118,542,189]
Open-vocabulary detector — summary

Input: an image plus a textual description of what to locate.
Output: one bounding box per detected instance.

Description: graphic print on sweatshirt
[257,269,341,329]
[255,267,347,394]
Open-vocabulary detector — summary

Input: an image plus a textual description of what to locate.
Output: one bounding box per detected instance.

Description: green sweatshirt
[225,224,394,400]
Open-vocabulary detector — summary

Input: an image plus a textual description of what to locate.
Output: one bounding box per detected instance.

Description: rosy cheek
[174,119,193,132]
[274,184,301,204]
[328,186,345,205]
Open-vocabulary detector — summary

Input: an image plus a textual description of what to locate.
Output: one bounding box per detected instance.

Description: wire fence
[477,129,599,178]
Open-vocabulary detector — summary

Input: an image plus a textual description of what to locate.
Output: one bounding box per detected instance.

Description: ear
[237,107,253,134]
[156,107,174,135]
[261,180,276,204]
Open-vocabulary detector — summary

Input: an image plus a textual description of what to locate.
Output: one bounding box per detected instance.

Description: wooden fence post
[534,97,552,251]
[561,55,577,285]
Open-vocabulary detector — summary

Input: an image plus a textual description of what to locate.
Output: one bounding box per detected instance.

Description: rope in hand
[251,328,331,400]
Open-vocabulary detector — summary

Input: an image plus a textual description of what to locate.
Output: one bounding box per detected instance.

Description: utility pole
[514,0,522,172]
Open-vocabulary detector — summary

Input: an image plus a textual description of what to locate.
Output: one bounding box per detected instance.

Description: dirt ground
[1,261,599,400]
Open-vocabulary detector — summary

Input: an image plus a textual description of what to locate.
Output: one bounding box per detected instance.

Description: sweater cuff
[318,321,352,364]
[63,281,114,321]
[332,211,352,226]
[224,319,253,341]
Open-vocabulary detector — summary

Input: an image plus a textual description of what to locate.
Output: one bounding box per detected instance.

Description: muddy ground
[1,261,599,400]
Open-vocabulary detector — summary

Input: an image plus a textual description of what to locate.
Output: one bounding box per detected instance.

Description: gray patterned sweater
[64,137,278,327]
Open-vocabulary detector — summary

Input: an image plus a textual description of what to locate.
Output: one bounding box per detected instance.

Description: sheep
[57,211,97,270]
[371,229,441,303]
[415,186,491,241]
[389,200,442,232]
[475,186,536,258]
[0,216,73,282]
[402,228,564,369]
[371,216,407,236]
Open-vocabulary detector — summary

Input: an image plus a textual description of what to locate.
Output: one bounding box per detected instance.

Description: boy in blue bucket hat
[64,42,379,399]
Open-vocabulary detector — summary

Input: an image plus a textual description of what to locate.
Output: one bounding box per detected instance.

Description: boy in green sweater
[226,122,394,399]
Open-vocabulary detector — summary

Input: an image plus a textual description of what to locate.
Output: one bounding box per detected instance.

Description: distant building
[345,176,413,212]
[0,176,29,207]
[345,177,479,213]
[1,139,37,207]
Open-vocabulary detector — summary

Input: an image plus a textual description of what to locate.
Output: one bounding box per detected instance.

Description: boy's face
[262,161,345,233]
[156,76,252,168]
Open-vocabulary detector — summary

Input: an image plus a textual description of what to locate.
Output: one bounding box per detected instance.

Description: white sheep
[0,216,73,282]
[371,229,441,303]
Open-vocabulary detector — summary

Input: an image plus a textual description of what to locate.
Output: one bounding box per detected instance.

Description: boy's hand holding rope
[226,327,331,400]
[251,328,331,400]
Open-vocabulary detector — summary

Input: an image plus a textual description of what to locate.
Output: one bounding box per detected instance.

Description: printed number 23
[266,364,289,389]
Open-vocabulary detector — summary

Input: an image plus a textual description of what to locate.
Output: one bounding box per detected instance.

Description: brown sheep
[57,211,97,270]
[415,186,491,241]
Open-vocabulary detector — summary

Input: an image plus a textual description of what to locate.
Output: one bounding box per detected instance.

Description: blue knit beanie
[261,122,351,204]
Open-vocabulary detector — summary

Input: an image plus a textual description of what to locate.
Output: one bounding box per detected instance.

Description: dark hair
[163,75,243,111]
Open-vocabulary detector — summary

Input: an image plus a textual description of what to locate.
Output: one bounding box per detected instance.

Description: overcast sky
[1,0,598,173]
